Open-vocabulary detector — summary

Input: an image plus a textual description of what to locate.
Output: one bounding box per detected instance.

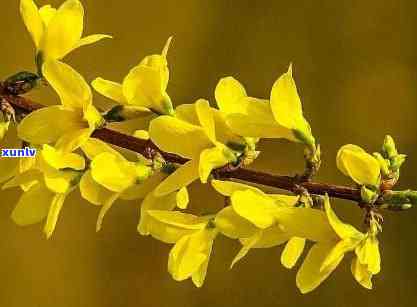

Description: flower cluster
[0,0,413,294]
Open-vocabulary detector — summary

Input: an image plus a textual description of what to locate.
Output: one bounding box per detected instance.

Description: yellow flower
[18,60,104,152]
[149,99,245,197]
[212,180,326,269]
[224,65,315,146]
[0,113,10,140]
[3,144,85,238]
[20,0,111,66]
[78,138,154,231]
[337,144,381,187]
[296,195,381,293]
[145,210,217,287]
[92,37,174,116]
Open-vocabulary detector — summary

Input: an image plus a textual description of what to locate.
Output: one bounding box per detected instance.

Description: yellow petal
[96,192,120,231]
[242,224,291,248]
[149,116,212,159]
[154,159,199,196]
[270,65,314,145]
[137,191,179,239]
[168,229,216,283]
[274,206,336,242]
[281,237,306,269]
[79,170,113,205]
[18,106,85,145]
[20,0,44,49]
[90,152,137,192]
[320,238,357,272]
[215,77,247,115]
[168,235,206,281]
[81,138,124,160]
[92,77,126,104]
[44,171,77,194]
[296,242,341,294]
[175,103,200,125]
[215,206,258,239]
[39,5,57,27]
[44,193,67,238]
[351,257,373,289]
[120,171,166,201]
[195,99,216,144]
[355,235,381,275]
[147,210,208,230]
[231,231,262,268]
[55,128,92,153]
[336,144,381,186]
[176,187,189,209]
[72,34,112,51]
[11,183,53,226]
[269,194,299,206]
[324,195,364,240]
[41,0,84,60]
[199,146,235,183]
[211,180,262,196]
[231,190,280,229]
[225,98,295,140]
[133,130,150,140]
[122,64,172,115]
[41,144,85,170]
[42,59,92,109]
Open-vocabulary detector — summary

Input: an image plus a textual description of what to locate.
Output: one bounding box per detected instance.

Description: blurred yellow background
[1,0,417,306]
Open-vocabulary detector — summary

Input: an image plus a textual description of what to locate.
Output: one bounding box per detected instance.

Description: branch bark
[1,84,363,203]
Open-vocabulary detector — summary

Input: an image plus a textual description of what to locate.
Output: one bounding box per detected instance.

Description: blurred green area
[1,0,417,306]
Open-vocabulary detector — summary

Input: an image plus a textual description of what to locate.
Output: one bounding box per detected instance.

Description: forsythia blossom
[20,0,111,68]
[92,37,174,117]
[18,60,104,152]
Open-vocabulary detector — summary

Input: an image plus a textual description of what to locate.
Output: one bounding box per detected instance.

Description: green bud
[361,186,378,203]
[4,71,40,95]
[390,154,407,171]
[373,152,390,176]
[382,135,398,159]
[293,129,316,148]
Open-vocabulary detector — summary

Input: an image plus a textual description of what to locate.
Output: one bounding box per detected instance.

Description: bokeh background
[1,0,417,306]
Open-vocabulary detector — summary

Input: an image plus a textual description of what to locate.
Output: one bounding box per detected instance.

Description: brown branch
[1,84,363,203]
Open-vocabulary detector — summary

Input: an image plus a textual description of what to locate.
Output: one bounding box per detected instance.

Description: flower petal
[154,159,199,197]
[215,206,258,239]
[215,77,247,115]
[211,180,262,196]
[324,195,364,240]
[91,78,127,104]
[199,146,234,183]
[281,237,306,269]
[270,65,314,145]
[79,170,113,205]
[18,106,85,145]
[149,116,211,159]
[41,0,84,59]
[20,0,44,48]
[296,242,341,294]
[351,257,373,289]
[72,34,112,51]
[42,59,92,109]
[96,192,120,231]
[39,5,57,27]
[147,210,208,230]
[231,190,280,229]
[44,193,67,238]
[336,144,381,186]
[195,99,216,144]
[11,183,53,226]
[90,152,137,192]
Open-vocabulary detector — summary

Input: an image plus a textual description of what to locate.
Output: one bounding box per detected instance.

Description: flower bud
[382,135,398,159]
